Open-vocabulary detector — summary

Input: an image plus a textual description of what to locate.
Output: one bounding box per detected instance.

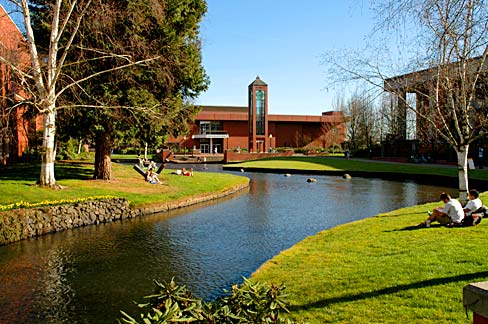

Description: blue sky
[196,0,375,115]
[1,0,379,116]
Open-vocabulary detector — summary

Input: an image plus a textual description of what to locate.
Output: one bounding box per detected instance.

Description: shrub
[293,148,307,154]
[119,278,307,324]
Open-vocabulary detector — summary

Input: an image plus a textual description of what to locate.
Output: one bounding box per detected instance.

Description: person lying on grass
[420,192,464,227]
[182,167,194,177]
[146,168,162,184]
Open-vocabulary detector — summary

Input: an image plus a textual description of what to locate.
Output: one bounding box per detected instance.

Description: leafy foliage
[30,0,209,179]
[119,278,308,324]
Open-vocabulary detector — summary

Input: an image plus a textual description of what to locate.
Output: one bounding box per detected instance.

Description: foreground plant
[119,278,307,324]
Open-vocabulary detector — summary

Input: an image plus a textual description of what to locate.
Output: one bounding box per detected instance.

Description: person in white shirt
[422,192,464,227]
[464,189,483,216]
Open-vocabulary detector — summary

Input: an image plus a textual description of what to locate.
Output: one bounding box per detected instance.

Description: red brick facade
[172,77,346,153]
[180,105,346,153]
[0,4,39,163]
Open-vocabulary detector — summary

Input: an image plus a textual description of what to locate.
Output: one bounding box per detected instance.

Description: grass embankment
[0,162,248,208]
[226,156,488,181]
[252,194,488,324]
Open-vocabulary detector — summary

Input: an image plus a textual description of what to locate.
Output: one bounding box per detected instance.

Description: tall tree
[0,0,172,186]
[51,0,209,179]
[325,0,488,202]
[339,91,379,152]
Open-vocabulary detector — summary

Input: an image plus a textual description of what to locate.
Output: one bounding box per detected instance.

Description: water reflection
[0,170,454,323]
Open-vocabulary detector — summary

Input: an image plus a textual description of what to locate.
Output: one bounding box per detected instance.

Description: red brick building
[0,4,39,163]
[181,77,346,153]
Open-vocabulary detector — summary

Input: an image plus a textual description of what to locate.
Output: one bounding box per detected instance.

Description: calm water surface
[0,166,454,323]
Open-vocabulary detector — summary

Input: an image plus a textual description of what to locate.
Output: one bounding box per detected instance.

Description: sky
[196,0,376,115]
[0,0,379,116]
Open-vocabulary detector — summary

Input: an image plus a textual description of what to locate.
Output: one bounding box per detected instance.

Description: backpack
[461,206,486,227]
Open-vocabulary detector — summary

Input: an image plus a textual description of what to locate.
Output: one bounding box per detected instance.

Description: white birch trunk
[456,145,469,204]
[144,142,148,160]
[40,107,56,186]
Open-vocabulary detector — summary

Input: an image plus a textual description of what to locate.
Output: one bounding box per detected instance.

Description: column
[397,91,407,140]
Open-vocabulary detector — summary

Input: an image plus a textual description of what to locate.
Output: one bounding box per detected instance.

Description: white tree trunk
[40,108,56,186]
[456,145,469,204]
[77,139,82,155]
[144,142,148,160]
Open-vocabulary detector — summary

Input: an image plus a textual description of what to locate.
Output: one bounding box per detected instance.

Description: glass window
[249,90,253,134]
[200,121,210,134]
[256,90,265,135]
[199,121,222,134]
[210,121,223,132]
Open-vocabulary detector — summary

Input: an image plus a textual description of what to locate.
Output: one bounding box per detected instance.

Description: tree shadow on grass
[377,211,427,218]
[289,271,488,312]
[0,163,93,182]
[384,223,445,232]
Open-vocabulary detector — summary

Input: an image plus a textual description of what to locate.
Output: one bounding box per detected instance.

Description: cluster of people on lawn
[421,189,484,227]
[146,167,193,184]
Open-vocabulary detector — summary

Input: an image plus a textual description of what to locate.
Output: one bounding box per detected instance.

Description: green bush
[119,278,307,324]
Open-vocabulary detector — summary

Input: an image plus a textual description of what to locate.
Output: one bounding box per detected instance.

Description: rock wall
[0,198,138,245]
[0,181,250,246]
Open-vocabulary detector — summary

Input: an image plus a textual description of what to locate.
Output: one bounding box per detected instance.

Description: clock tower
[248,76,269,153]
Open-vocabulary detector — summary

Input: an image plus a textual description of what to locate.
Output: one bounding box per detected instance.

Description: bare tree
[320,121,341,152]
[0,0,161,186]
[339,91,380,152]
[325,0,488,202]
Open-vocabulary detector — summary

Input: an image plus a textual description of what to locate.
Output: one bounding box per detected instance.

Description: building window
[249,90,253,134]
[200,121,210,134]
[256,90,265,135]
[200,121,222,134]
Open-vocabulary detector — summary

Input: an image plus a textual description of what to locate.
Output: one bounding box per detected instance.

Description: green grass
[252,194,488,324]
[226,156,488,180]
[0,162,248,208]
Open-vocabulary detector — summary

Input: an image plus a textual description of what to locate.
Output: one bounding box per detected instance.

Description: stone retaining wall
[0,181,250,246]
[0,198,138,245]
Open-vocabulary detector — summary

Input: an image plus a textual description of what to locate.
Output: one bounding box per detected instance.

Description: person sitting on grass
[464,189,482,216]
[146,168,162,184]
[421,192,464,227]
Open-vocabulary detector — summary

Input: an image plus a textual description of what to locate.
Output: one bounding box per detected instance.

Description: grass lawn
[0,162,248,208]
[252,193,488,324]
[226,156,488,181]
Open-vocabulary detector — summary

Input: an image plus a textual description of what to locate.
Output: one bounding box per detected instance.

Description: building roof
[197,106,344,123]
[198,105,247,113]
[249,76,267,87]
[0,4,29,69]
[384,55,488,92]
[0,4,25,50]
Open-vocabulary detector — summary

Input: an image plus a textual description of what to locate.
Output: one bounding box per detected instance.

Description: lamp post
[269,134,273,153]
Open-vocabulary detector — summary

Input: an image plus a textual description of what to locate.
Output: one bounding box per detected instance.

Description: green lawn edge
[0,162,249,209]
[251,194,488,324]
[225,156,488,181]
